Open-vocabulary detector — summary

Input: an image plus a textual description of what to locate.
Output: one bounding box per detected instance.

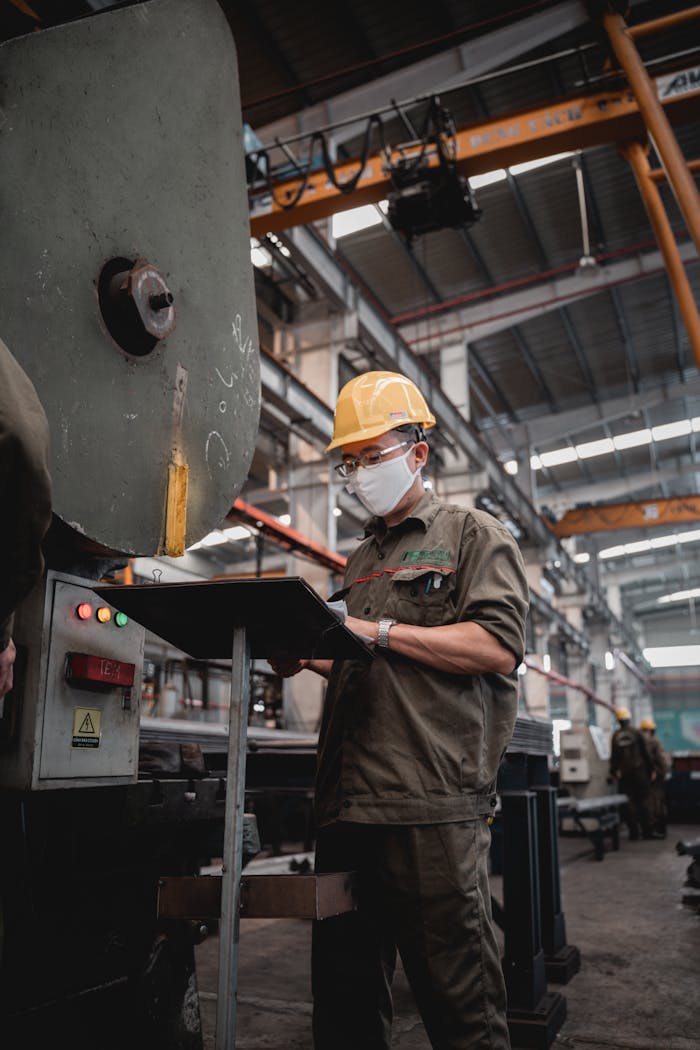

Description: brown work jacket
[645,733,671,777]
[315,493,529,827]
[0,339,52,652]
[610,725,653,780]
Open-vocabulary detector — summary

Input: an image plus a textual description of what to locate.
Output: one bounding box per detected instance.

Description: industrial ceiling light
[386,101,481,245]
[643,645,700,667]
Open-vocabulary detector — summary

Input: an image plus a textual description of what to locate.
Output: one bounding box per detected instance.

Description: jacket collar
[362,490,440,540]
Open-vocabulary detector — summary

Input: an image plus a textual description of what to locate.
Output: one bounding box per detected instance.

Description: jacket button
[364,606,371,614]
[377,551,385,559]
[410,587,417,596]
[342,800,352,809]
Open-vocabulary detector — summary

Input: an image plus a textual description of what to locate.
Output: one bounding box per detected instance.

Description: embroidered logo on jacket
[401,548,452,565]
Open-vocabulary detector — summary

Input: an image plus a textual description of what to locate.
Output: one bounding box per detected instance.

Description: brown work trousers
[650,779,668,835]
[312,819,510,1050]
[619,772,654,838]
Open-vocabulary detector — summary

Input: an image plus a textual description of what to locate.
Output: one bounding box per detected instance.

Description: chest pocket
[386,567,456,627]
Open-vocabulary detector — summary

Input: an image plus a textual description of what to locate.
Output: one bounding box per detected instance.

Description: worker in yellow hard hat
[270,370,530,1050]
[324,370,436,518]
[609,705,657,840]
[640,717,671,837]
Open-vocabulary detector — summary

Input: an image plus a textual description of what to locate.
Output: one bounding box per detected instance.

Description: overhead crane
[248,72,700,237]
[548,495,700,537]
[249,3,700,369]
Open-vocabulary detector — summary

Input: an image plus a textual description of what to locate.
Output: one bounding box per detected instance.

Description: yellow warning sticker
[72,707,102,749]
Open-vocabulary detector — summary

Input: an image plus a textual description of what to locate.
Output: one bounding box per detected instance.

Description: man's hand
[0,638,17,699]
[268,658,311,678]
[268,657,333,681]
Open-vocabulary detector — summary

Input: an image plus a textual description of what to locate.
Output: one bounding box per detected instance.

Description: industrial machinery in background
[0,0,259,1045]
[556,722,630,861]
[676,835,700,914]
[138,652,283,727]
[558,723,611,799]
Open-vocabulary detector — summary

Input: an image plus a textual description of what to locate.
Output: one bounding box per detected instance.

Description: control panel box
[559,723,611,799]
[560,732,591,783]
[0,570,144,790]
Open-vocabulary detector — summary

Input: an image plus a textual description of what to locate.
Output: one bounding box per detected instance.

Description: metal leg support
[533,786,581,984]
[215,627,251,1050]
[501,791,567,1050]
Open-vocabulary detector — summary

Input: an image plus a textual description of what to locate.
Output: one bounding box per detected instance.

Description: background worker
[609,706,655,840]
[0,338,53,700]
[270,371,529,1050]
[640,717,671,837]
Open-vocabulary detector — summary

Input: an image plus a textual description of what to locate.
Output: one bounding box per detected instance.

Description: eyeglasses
[334,440,412,479]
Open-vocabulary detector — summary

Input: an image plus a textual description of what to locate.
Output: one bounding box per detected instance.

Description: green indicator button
[114,612,128,628]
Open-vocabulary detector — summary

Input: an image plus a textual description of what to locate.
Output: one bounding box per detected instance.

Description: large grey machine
[0,0,259,787]
[0,1,260,1044]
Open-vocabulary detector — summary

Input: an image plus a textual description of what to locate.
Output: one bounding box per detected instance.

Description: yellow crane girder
[549,495,700,537]
[249,70,700,237]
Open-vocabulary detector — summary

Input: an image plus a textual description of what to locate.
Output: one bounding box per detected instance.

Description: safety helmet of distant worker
[325,371,436,452]
[640,717,656,730]
[615,706,632,722]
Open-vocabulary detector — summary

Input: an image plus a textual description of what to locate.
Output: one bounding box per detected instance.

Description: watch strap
[377,618,396,649]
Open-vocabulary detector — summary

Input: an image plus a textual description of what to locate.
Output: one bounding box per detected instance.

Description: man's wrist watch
[376,619,396,649]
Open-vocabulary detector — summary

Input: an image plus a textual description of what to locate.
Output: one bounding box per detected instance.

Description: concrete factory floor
[194,821,700,1050]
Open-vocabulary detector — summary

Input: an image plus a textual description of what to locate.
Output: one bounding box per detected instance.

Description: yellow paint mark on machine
[72,708,102,749]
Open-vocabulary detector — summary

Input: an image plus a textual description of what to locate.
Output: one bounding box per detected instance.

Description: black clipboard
[93,576,374,662]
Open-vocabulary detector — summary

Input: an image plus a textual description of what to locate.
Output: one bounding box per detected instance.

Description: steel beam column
[621,140,700,369]
[604,10,700,256]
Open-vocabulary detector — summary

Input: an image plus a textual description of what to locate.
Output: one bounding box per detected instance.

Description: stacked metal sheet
[140,716,319,752]
[141,712,553,756]
[507,713,554,756]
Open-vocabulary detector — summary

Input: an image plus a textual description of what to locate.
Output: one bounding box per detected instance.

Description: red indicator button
[65,652,135,688]
[76,603,93,621]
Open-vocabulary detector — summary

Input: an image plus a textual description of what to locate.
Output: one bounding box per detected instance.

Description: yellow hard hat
[326,371,436,452]
[640,717,656,730]
[615,706,631,722]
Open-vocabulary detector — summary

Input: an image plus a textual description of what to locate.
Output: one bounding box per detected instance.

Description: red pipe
[404,254,698,347]
[524,656,616,713]
[391,233,689,326]
[228,498,347,576]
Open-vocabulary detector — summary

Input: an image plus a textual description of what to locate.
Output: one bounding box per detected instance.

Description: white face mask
[345,446,420,518]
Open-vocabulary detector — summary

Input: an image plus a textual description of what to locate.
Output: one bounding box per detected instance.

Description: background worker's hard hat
[615,706,632,721]
[640,717,656,730]
[326,371,436,452]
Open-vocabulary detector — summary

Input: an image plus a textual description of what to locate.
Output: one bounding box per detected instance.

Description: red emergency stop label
[65,652,135,687]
